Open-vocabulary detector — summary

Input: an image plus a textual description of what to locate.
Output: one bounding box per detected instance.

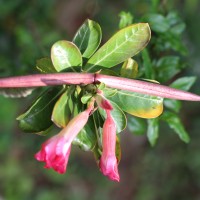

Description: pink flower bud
[99,110,120,182]
[35,104,93,174]
[95,90,113,110]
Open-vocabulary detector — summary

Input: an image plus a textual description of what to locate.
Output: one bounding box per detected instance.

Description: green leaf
[73,116,96,151]
[51,40,82,72]
[166,12,186,35]
[118,11,133,29]
[98,100,127,133]
[120,58,138,78]
[155,32,187,55]
[155,56,182,82]
[161,111,190,143]
[51,87,74,128]
[147,118,159,146]
[96,83,106,90]
[72,19,102,58]
[36,126,53,136]
[142,48,154,79]
[17,87,62,133]
[0,88,34,98]
[164,99,182,113]
[72,95,96,151]
[170,76,196,91]
[92,143,101,163]
[144,14,170,33]
[99,68,119,76]
[102,87,117,97]
[81,93,93,104]
[107,89,163,119]
[116,136,121,163]
[127,115,147,135]
[84,23,151,72]
[36,57,57,73]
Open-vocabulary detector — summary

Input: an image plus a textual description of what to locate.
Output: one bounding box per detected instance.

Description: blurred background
[1,0,200,199]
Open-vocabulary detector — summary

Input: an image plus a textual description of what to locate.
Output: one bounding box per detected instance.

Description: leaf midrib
[86,26,145,71]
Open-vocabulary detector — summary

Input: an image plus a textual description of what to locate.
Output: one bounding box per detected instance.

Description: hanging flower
[35,102,94,174]
[99,109,120,182]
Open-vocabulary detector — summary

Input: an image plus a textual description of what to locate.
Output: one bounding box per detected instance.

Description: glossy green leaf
[81,93,93,104]
[159,32,187,55]
[155,56,182,82]
[120,58,138,78]
[98,100,127,133]
[144,14,170,33]
[164,99,182,113]
[73,116,96,151]
[84,23,151,72]
[17,88,62,133]
[107,89,163,119]
[51,40,82,72]
[127,115,147,135]
[147,118,159,146]
[118,11,133,29]
[36,126,53,136]
[51,87,74,128]
[92,143,101,163]
[36,57,57,73]
[97,83,106,90]
[170,76,196,91]
[116,136,121,163]
[99,69,119,76]
[72,19,102,58]
[142,48,154,79]
[166,12,186,35]
[102,87,117,97]
[161,111,190,143]
[70,90,97,151]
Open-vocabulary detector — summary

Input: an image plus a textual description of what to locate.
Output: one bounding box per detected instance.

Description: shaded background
[1,0,200,199]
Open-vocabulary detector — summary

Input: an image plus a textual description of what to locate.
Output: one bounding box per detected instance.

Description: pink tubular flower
[99,109,120,182]
[35,104,93,174]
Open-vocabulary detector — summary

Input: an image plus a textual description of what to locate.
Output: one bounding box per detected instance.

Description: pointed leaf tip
[84,23,151,72]
[73,19,102,58]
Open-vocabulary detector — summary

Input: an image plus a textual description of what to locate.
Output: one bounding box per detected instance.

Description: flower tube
[99,110,120,182]
[35,102,94,174]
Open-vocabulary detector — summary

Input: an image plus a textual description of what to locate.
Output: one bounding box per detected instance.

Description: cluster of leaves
[16,10,196,159]
[124,11,196,145]
[13,17,159,160]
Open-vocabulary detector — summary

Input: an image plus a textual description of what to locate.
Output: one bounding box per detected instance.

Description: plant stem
[0,72,200,101]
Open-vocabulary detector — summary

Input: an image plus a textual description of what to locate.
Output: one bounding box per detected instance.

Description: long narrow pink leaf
[0,73,200,101]
[0,73,94,88]
[95,74,200,101]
